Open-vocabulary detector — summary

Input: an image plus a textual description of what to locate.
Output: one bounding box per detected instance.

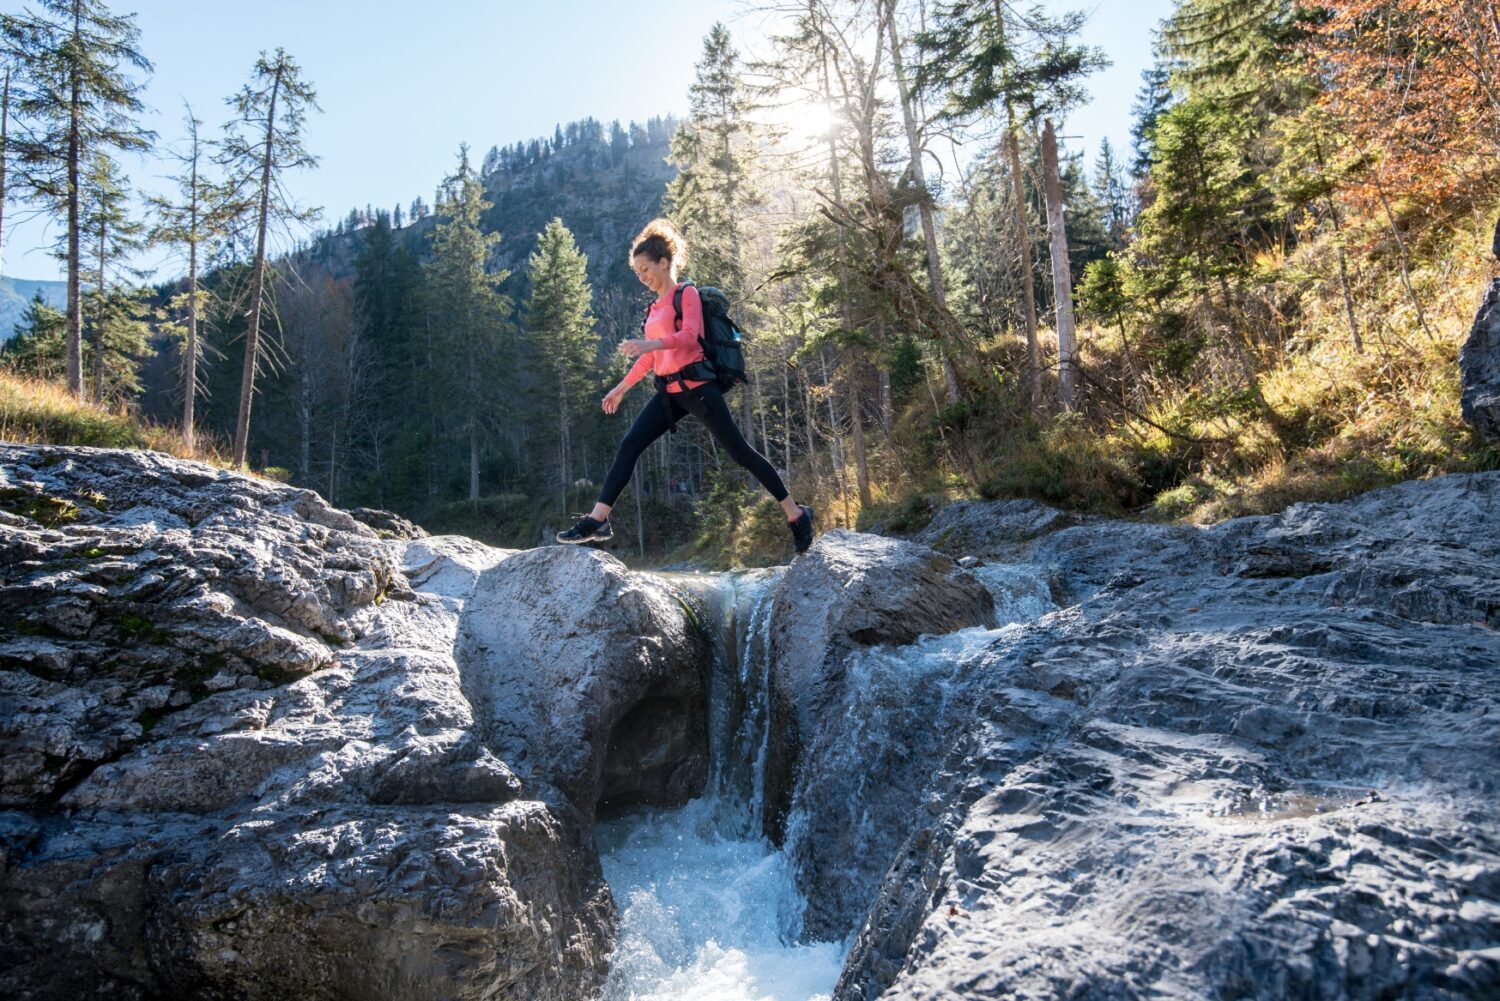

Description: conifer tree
[428,146,512,502]
[524,217,595,509]
[217,48,320,470]
[1,291,65,377]
[74,150,143,402]
[918,0,1104,408]
[667,22,763,447]
[1,0,152,398]
[149,107,234,452]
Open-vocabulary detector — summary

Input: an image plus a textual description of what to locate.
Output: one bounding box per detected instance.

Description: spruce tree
[666,23,758,294]
[1,0,152,398]
[1,291,65,377]
[74,150,144,402]
[524,217,595,510]
[217,48,320,470]
[428,146,512,502]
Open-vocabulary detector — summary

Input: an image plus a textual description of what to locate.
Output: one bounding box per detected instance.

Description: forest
[1,0,1497,566]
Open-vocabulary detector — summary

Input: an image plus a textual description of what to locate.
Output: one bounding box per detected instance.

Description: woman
[557,219,815,553]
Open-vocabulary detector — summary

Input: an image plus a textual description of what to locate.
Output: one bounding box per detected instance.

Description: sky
[2,0,1175,283]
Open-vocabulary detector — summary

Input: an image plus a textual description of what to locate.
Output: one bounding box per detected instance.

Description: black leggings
[599,383,788,507]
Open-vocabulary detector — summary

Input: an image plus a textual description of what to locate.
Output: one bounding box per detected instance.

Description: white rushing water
[598,561,1056,999]
[599,570,845,1001]
[596,797,846,1001]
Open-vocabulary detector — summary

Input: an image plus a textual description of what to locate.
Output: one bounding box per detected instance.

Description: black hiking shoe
[557,515,613,545]
[789,504,815,554]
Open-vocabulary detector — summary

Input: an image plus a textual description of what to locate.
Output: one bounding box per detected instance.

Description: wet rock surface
[0,444,698,1000]
[816,475,1500,1000]
[764,530,996,936]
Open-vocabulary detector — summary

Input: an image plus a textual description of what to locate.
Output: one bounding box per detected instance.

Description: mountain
[0,276,67,342]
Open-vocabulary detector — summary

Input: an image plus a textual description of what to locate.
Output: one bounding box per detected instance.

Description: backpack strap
[672,282,690,331]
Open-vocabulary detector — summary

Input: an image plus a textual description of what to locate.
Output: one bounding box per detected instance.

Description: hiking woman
[557,218,815,552]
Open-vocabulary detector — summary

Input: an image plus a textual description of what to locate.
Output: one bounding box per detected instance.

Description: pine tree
[666,23,758,294]
[1,291,65,377]
[1092,137,1133,248]
[1,0,153,398]
[524,217,595,509]
[74,150,144,402]
[217,48,320,470]
[918,0,1106,408]
[1130,65,1173,177]
[428,146,513,502]
[354,212,425,508]
[148,105,233,453]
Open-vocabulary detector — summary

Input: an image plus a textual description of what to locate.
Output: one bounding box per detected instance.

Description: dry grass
[0,370,257,476]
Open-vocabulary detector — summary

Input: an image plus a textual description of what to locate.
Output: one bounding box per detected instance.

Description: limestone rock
[1460,277,1500,443]
[827,472,1500,1000]
[457,545,711,825]
[764,530,996,936]
[0,445,616,1000]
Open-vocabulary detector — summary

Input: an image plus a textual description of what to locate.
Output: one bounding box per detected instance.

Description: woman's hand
[602,385,627,414]
[618,338,659,359]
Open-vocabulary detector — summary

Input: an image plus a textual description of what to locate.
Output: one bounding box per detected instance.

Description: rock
[349,506,428,540]
[1460,277,1500,443]
[764,529,996,937]
[456,545,710,825]
[912,497,1091,561]
[827,472,1500,1000]
[0,445,615,1000]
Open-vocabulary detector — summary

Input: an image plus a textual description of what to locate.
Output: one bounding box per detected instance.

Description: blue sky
[3,0,1175,282]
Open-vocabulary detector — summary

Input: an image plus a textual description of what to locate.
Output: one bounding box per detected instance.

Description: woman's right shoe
[557,515,613,544]
[789,504,815,554]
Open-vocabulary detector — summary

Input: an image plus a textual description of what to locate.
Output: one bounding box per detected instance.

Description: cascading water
[597,568,846,1001]
[595,560,1058,999]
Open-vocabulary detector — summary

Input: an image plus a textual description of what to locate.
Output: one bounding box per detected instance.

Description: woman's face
[633,252,673,293]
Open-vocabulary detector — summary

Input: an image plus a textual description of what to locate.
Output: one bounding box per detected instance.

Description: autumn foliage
[1309,0,1500,212]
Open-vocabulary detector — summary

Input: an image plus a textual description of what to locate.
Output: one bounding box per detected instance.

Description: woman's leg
[593,392,677,516]
[691,384,793,506]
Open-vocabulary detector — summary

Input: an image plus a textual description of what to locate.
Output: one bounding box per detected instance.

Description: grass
[0,370,238,469]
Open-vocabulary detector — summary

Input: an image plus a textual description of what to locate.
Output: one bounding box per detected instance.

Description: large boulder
[1460,276,1500,443]
[830,472,1500,1000]
[456,545,710,826]
[0,445,638,1000]
[764,529,996,937]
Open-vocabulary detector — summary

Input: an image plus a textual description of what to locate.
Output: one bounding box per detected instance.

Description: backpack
[652,281,748,394]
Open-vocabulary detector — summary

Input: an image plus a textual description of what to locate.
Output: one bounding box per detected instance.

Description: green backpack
[654,281,748,393]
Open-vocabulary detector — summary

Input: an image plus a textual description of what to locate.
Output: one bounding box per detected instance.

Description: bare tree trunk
[781,351,792,479]
[92,219,105,403]
[1376,179,1436,342]
[469,424,480,501]
[1005,123,1041,409]
[186,150,202,459]
[849,374,871,509]
[1041,119,1078,411]
[882,0,960,404]
[0,68,10,276]
[66,52,83,397]
[232,65,283,469]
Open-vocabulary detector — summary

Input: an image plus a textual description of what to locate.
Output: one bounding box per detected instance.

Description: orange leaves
[1306,0,1500,212]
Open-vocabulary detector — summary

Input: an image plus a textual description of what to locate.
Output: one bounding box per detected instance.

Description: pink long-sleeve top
[623,283,710,394]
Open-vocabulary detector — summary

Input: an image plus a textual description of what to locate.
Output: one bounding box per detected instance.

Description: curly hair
[630,218,688,279]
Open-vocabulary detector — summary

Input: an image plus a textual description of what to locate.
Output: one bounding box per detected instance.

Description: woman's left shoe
[788,505,815,554]
[557,516,614,544]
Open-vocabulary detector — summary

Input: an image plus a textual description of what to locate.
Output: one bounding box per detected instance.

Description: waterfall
[596,569,846,1001]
